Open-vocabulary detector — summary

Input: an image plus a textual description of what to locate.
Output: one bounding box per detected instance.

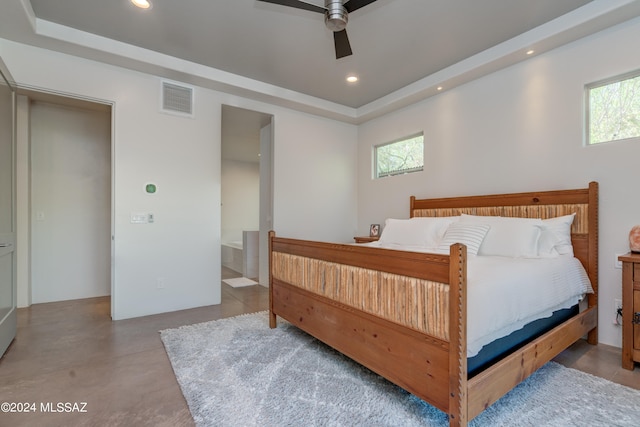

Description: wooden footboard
[466,305,597,419]
[271,280,454,410]
[268,182,599,427]
[269,232,469,421]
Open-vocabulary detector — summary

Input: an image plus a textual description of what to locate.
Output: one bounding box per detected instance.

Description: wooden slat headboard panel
[412,204,589,234]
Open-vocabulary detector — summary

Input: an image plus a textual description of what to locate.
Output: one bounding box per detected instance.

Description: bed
[268,182,598,426]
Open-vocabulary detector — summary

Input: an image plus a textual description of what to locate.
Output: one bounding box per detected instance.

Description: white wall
[271,109,358,242]
[221,160,259,243]
[357,17,640,349]
[1,38,358,319]
[2,40,222,319]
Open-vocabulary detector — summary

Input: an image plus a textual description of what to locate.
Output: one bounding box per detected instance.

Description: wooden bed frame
[268,182,598,426]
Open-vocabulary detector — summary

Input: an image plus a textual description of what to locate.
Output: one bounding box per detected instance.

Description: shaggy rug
[160,312,640,427]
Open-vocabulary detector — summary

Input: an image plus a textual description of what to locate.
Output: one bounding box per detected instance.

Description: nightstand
[618,252,640,370]
[353,236,379,243]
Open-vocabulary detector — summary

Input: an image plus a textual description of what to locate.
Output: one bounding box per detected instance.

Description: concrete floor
[0,268,637,426]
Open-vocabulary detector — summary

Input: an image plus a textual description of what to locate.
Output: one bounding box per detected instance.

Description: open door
[259,119,273,286]
[0,59,16,358]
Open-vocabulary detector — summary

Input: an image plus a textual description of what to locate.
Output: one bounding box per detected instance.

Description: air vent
[161,81,194,117]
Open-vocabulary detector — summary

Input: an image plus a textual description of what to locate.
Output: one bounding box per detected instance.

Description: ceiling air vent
[161,81,194,117]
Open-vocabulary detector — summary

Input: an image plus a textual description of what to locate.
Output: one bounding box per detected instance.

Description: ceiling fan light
[324,1,348,32]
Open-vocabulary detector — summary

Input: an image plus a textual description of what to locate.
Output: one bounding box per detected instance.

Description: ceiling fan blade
[334,29,353,59]
[297,0,327,9]
[257,0,325,13]
[343,0,377,13]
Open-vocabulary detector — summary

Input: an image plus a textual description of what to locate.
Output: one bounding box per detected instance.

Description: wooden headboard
[409,182,599,305]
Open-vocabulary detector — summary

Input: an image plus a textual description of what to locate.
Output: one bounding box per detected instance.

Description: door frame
[14,88,114,315]
[0,55,17,358]
[220,105,274,286]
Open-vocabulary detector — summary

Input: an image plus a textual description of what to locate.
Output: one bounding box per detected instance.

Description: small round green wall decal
[145,183,157,194]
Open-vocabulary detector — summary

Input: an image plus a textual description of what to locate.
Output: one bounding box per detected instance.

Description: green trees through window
[587,72,640,145]
[375,133,424,178]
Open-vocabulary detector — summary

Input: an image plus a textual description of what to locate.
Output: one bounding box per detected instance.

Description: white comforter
[363,242,593,357]
[465,255,592,357]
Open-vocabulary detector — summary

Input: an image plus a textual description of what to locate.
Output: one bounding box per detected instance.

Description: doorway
[221,105,273,286]
[28,96,112,304]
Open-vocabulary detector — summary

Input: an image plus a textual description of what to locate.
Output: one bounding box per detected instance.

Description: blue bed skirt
[467,305,579,377]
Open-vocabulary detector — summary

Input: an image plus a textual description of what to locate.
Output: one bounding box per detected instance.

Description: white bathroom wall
[357,17,640,349]
[221,160,259,244]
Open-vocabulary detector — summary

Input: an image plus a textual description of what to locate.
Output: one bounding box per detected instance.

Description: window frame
[373,132,425,179]
[585,69,640,146]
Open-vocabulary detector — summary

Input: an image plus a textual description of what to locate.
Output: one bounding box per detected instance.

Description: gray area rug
[160,312,640,426]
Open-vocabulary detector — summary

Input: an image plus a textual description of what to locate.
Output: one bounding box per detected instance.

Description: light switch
[130,212,148,224]
[36,211,45,221]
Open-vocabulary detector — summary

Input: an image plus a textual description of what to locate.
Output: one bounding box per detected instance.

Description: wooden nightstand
[618,252,640,370]
[353,236,379,243]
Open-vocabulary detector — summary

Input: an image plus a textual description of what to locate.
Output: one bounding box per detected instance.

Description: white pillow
[459,214,542,257]
[410,216,460,247]
[537,213,575,257]
[437,222,491,255]
[379,217,458,247]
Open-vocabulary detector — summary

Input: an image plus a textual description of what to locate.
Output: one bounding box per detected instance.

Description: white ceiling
[1,0,640,123]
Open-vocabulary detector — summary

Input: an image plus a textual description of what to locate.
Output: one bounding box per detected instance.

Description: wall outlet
[614,298,622,325]
[157,277,166,290]
[615,253,625,269]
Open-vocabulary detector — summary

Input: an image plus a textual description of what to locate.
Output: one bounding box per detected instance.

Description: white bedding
[362,241,593,357]
[464,255,592,356]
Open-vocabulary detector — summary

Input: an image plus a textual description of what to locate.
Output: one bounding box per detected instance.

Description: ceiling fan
[258,0,378,59]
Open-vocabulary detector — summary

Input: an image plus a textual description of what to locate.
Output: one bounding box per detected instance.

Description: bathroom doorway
[221,106,273,287]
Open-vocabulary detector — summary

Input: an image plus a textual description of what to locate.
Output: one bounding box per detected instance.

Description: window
[586,71,640,145]
[374,133,424,178]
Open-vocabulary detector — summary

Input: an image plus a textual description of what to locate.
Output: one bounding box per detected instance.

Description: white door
[0,63,16,358]
[30,101,111,303]
[259,120,273,286]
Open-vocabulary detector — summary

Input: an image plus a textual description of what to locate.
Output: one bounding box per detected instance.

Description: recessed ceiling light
[346,75,358,83]
[131,0,152,9]
[437,86,443,91]
[526,50,535,55]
